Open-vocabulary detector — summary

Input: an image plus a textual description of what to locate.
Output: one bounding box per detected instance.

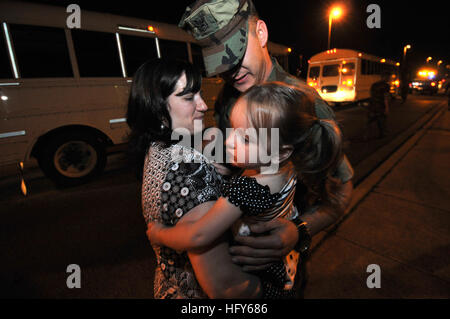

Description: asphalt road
[0,94,446,298]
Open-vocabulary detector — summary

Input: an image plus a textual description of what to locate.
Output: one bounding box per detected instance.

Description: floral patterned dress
[142,142,222,299]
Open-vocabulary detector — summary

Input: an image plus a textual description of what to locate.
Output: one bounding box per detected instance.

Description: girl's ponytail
[291,118,344,210]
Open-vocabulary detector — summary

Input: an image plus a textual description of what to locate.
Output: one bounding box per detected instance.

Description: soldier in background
[400,72,410,104]
[367,72,391,139]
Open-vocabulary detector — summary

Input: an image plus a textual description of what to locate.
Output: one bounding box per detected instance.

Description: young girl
[148,82,344,298]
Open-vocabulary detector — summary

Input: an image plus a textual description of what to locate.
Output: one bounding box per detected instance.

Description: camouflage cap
[179,0,253,77]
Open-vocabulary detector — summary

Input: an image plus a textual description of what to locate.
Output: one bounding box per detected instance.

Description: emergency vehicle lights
[418,69,436,79]
[326,49,337,54]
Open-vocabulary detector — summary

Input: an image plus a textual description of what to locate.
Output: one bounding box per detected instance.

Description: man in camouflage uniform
[367,72,391,139]
[177,0,354,295]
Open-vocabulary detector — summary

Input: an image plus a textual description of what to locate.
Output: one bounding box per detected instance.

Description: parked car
[409,79,439,95]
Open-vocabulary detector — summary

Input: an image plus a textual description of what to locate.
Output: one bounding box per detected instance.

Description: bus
[307,49,400,105]
[0,1,291,187]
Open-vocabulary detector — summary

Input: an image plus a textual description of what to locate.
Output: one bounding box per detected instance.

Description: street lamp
[403,44,411,59]
[426,56,432,63]
[401,44,411,69]
[328,6,343,50]
[437,60,443,67]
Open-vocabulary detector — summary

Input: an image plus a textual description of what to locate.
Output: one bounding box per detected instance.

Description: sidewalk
[304,104,450,298]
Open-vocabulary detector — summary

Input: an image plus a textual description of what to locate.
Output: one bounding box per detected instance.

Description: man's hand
[229,218,298,272]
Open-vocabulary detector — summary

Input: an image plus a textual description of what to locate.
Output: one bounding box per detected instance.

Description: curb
[353,100,447,185]
[310,101,447,253]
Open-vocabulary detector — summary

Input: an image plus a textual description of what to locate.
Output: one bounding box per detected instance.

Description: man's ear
[255,19,268,48]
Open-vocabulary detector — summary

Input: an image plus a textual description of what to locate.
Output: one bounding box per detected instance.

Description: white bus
[0,1,291,187]
[307,49,400,104]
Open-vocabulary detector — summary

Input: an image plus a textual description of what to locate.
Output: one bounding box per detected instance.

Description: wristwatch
[291,216,312,254]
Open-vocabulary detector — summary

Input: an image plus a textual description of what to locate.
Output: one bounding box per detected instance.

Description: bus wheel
[38,131,107,187]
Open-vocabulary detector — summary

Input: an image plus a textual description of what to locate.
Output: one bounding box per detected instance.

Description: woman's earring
[161,124,165,130]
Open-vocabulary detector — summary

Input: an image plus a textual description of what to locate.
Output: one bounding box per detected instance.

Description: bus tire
[37,131,107,187]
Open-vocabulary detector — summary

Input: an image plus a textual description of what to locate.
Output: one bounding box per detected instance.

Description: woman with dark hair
[127,58,262,299]
[127,59,202,177]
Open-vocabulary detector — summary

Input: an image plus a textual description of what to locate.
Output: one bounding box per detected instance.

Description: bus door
[307,64,320,92]
[339,60,356,94]
[321,63,341,95]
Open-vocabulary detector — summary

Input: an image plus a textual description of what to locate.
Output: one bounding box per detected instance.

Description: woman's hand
[211,162,232,176]
[229,218,298,271]
[146,221,165,246]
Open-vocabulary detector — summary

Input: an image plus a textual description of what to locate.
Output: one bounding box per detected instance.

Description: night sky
[21,0,449,77]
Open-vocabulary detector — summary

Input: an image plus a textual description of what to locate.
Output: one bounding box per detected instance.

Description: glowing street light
[402,44,411,63]
[328,6,343,50]
[331,7,342,18]
[437,60,443,67]
[426,56,433,63]
[403,44,411,56]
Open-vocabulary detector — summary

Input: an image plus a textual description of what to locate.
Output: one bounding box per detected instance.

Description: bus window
[309,66,320,79]
[0,29,12,79]
[191,43,206,77]
[362,59,368,75]
[375,62,381,74]
[158,39,189,62]
[120,34,158,77]
[368,60,375,75]
[9,24,73,78]
[71,29,122,77]
[341,62,355,75]
[322,64,339,77]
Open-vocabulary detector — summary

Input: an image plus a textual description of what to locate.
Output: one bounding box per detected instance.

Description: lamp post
[400,45,411,85]
[328,7,342,50]
[403,44,411,61]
